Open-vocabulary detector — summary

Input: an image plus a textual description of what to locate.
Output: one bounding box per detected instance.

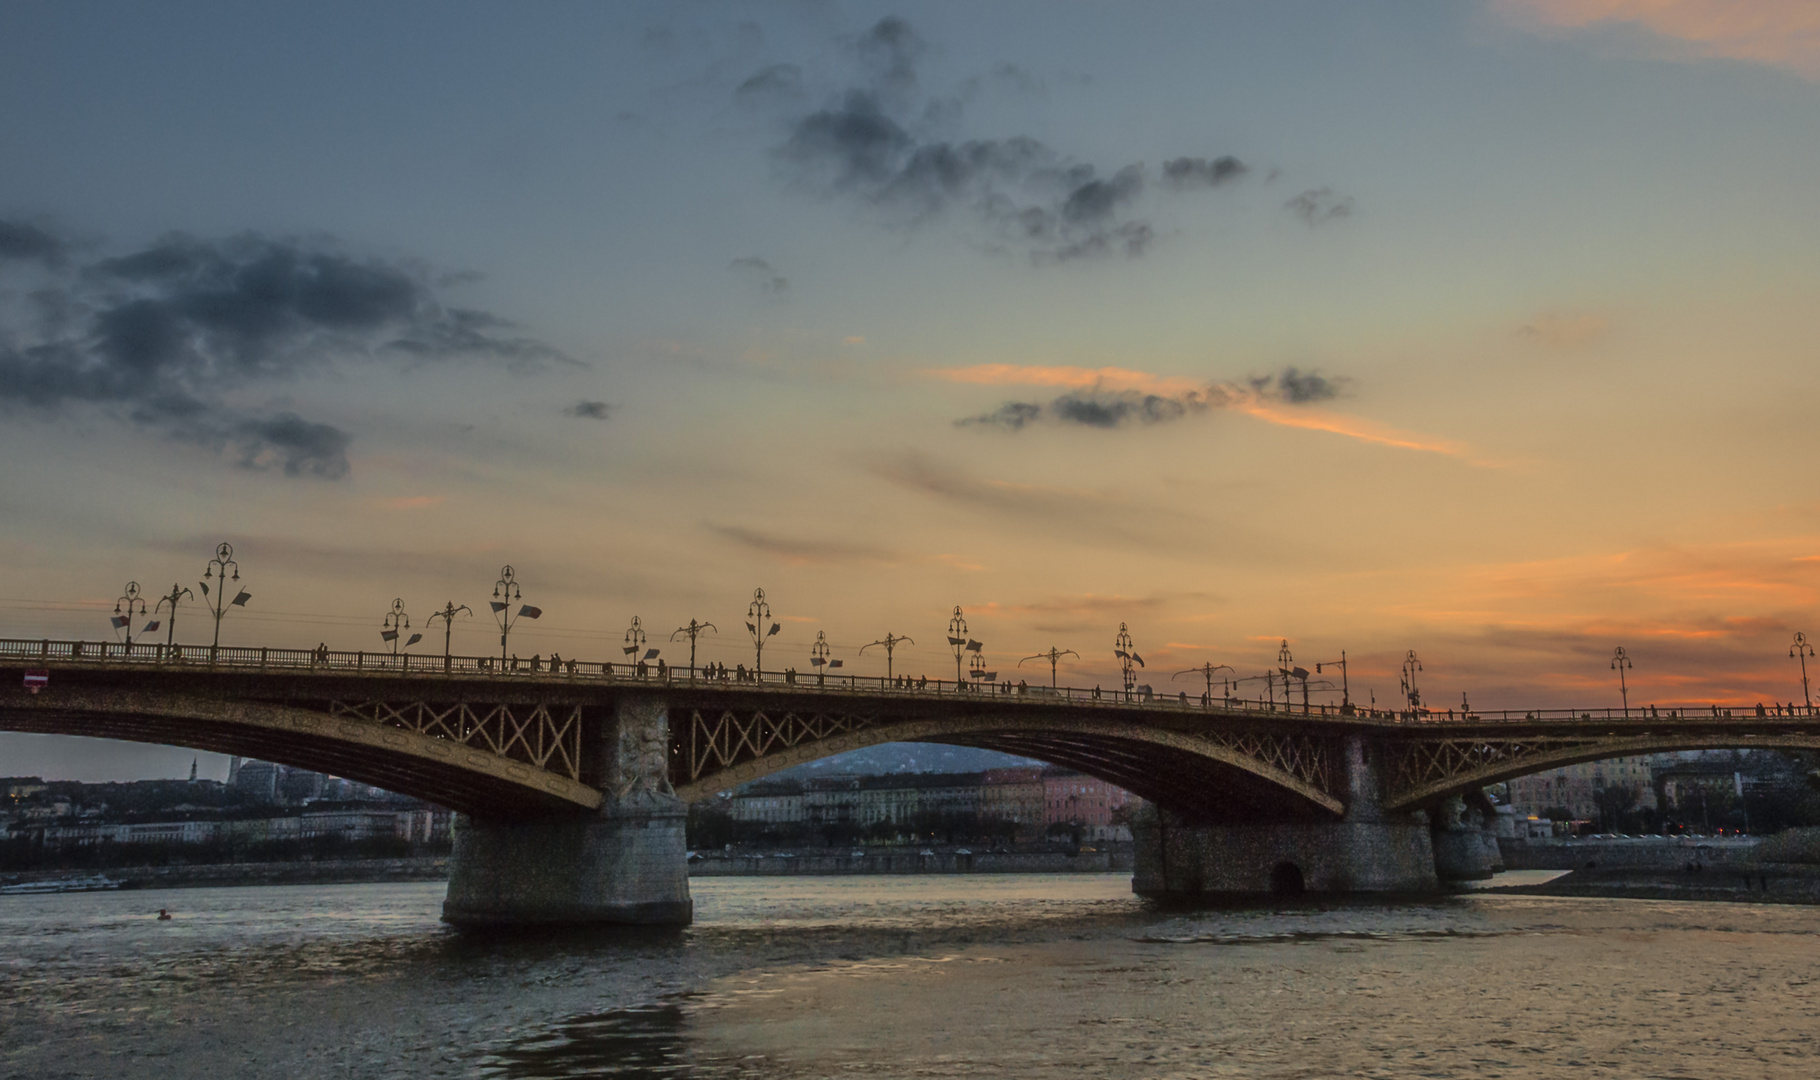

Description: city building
[1505,756,1657,823]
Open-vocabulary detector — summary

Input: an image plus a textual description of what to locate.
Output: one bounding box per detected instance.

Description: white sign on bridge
[23,670,48,694]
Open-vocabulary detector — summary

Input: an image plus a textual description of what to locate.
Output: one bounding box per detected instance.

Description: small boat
[0,874,124,895]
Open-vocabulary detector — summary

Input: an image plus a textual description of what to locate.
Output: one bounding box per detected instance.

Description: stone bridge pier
[442,694,692,927]
[1133,735,1443,898]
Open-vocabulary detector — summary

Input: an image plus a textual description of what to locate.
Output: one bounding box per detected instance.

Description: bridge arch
[1387,733,1820,812]
[0,687,602,817]
[672,707,1346,819]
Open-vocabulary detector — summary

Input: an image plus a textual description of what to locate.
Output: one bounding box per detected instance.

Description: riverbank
[2,849,1133,891]
[689,848,1134,875]
[1488,864,1820,905]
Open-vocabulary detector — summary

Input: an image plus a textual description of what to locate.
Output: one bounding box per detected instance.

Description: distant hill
[760,742,1042,783]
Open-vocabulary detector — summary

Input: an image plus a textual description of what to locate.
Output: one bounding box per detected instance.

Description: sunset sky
[5,1,1819,780]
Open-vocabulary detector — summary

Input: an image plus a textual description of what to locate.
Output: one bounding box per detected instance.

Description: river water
[3,874,1817,1079]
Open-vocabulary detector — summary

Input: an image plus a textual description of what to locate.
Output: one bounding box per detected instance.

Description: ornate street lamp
[624,616,654,674]
[1611,647,1633,717]
[381,598,420,665]
[201,542,250,660]
[948,607,970,685]
[1173,661,1234,704]
[1792,632,1814,712]
[1114,623,1144,697]
[671,619,718,680]
[111,582,146,648]
[860,632,914,682]
[426,601,472,671]
[746,588,780,674]
[969,651,996,686]
[1020,646,1079,689]
[150,583,192,650]
[490,565,542,662]
[811,630,834,685]
[1400,650,1423,712]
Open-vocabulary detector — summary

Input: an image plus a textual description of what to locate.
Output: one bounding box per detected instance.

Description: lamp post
[948,607,969,686]
[747,588,779,675]
[381,599,415,664]
[112,582,146,648]
[861,632,914,681]
[1173,661,1234,704]
[671,619,718,680]
[623,616,651,674]
[1316,651,1350,710]
[426,601,472,671]
[1400,650,1423,713]
[969,651,995,687]
[1611,647,1633,717]
[1792,632,1814,712]
[490,565,542,663]
[201,542,248,660]
[811,630,832,685]
[1114,623,1143,698]
[152,583,192,650]
[1020,647,1079,689]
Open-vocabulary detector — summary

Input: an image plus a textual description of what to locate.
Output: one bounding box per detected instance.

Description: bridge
[7,636,1819,924]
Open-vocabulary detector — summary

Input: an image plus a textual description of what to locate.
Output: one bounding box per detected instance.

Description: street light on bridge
[746,589,779,674]
[1792,632,1814,712]
[624,616,647,671]
[1114,623,1144,698]
[1611,646,1633,717]
[201,542,250,660]
[1175,661,1234,704]
[860,632,914,681]
[1021,646,1079,689]
[381,599,421,665]
[947,607,971,686]
[1400,650,1423,713]
[426,601,472,671]
[1316,651,1351,711]
[111,582,146,648]
[969,650,996,686]
[809,630,843,684]
[149,583,192,649]
[671,619,717,680]
[490,566,542,663]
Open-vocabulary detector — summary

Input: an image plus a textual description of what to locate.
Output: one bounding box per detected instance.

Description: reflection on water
[5,874,1819,1079]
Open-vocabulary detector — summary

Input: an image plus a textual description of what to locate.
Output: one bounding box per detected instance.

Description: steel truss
[327,699,583,781]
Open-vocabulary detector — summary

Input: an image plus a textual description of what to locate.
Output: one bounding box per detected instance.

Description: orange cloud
[372,495,444,510]
[1517,311,1609,349]
[922,363,1205,396]
[925,363,1480,461]
[1496,0,1820,80]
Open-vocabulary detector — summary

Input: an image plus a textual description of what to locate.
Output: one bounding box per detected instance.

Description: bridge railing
[2,638,1813,723]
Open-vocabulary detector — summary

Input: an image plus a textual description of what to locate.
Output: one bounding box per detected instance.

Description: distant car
[850,849,866,858]
[1079,846,1097,853]
[919,848,935,856]
[954,848,971,856]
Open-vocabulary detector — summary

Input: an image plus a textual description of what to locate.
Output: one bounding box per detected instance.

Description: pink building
[1043,770,1134,830]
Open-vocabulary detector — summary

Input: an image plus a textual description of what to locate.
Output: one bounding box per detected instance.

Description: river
[3,874,1816,1078]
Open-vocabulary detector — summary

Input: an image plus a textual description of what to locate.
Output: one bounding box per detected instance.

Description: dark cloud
[229,413,351,479]
[729,255,788,295]
[0,219,65,264]
[957,401,1042,430]
[0,226,570,479]
[567,400,612,420]
[735,63,804,104]
[760,18,1247,263]
[1162,156,1247,189]
[957,367,1345,432]
[1273,366,1339,404]
[1285,187,1355,224]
